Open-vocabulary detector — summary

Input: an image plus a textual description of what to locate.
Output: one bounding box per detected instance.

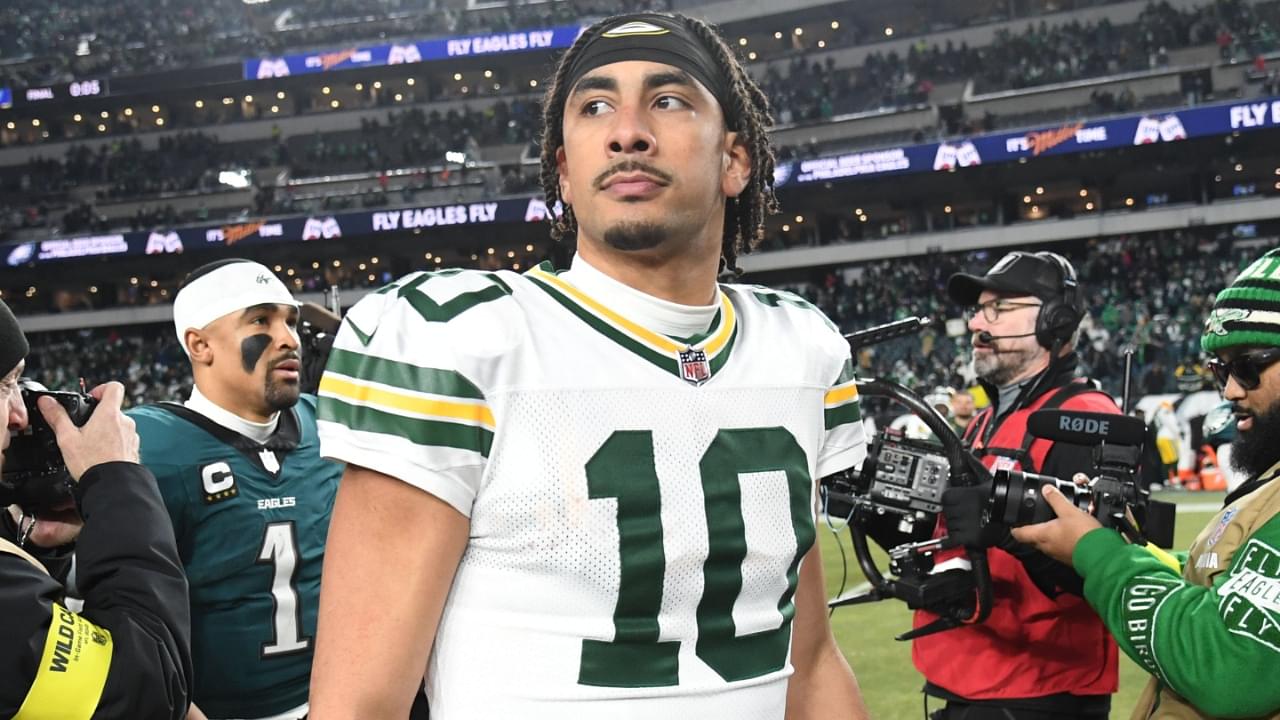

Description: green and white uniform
[129,395,341,719]
[317,259,865,719]
[1074,461,1280,719]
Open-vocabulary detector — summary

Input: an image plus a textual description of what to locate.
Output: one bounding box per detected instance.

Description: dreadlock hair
[538,13,780,276]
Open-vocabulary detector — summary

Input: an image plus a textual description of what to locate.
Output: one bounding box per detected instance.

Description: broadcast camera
[1,380,96,512]
[822,317,1174,640]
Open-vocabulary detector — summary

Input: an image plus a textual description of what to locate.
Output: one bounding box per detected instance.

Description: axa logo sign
[145,231,184,254]
[388,44,423,65]
[933,141,981,171]
[1133,115,1186,144]
[523,198,563,222]
[6,243,35,267]
[303,217,342,240]
[255,58,291,79]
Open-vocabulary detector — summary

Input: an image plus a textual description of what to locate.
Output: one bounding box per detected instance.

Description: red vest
[912,382,1121,700]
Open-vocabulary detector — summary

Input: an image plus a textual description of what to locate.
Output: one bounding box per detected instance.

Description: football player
[310,12,870,719]
[129,259,341,720]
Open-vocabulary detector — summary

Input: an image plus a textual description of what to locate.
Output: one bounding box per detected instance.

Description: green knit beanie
[1203,247,1280,354]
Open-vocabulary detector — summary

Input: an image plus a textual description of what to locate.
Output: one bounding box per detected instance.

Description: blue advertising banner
[0,87,11,109]
[773,96,1280,187]
[2,196,556,267]
[244,25,583,79]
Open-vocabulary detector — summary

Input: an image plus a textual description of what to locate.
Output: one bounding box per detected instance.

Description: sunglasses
[1207,347,1280,390]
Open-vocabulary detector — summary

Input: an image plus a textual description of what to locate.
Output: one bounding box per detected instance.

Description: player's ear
[185,328,214,366]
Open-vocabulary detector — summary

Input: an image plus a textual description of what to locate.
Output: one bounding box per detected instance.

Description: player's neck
[190,381,278,427]
[574,238,720,306]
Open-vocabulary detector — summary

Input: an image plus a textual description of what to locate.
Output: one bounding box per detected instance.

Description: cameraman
[0,298,192,719]
[1013,247,1280,719]
[915,251,1122,719]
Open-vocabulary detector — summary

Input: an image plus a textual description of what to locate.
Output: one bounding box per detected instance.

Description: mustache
[592,160,673,190]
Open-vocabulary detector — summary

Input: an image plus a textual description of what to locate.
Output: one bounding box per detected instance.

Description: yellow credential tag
[14,603,113,720]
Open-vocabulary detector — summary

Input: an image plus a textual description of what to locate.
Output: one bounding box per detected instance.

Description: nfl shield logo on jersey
[678,347,711,386]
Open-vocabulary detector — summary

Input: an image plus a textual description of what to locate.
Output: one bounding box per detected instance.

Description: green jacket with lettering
[1073,461,1280,720]
[129,395,341,719]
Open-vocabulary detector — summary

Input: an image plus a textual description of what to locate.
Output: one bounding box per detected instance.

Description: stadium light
[781,224,790,232]
[513,263,521,270]
[1235,163,1244,172]
[854,208,862,215]
[944,205,953,213]
[355,83,364,91]
[831,21,840,29]
[330,99,340,108]
[368,274,376,282]
[322,87,331,95]
[794,28,803,36]
[461,86,469,94]
[123,108,133,116]
[1125,197,1135,206]
[1023,195,1031,203]
[795,215,804,223]
[1079,188,1088,197]
[774,31,783,40]
[818,41,826,48]
[359,263,367,271]
[471,254,478,261]
[493,83,501,91]
[1086,202,1095,210]
[484,70,494,78]
[31,119,40,127]
[222,97,233,105]
[277,91,286,100]
[100,110,109,118]
[73,114,82,122]
[195,100,204,108]
[487,248,495,255]
[89,286,98,293]
[406,78,415,86]
[287,268,295,276]
[748,52,757,60]
[435,257,443,264]
[270,105,279,113]
[130,277,139,285]
[507,250,515,258]
[97,124,107,132]
[311,262,320,269]
[333,260,341,267]
[156,118,165,126]
[4,122,13,130]
[218,170,251,188]
[1035,186,1044,195]
[150,280,159,288]
[394,93,404,102]
[529,80,538,88]
[739,38,747,46]
[151,105,160,113]
[526,244,534,252]
[371,257,378,264]
[425,252,433,259]
[859,215,868,222]
[454,73,463,81]
[884,27,894,36]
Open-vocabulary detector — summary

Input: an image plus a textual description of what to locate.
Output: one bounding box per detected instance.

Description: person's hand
[1009,484,1103,566]
[7,502,82,548]
[942,484,1004,548]
[39,381,139,481]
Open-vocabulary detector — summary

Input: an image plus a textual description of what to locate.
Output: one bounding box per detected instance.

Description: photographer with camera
[1012,248,1280,719]
[0,298,192,719]
[915,251,1123,719]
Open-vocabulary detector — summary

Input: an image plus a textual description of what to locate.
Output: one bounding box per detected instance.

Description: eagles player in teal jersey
[129,259,342,720]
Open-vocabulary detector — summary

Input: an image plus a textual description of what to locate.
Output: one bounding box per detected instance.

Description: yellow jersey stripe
[825,383,860,406]
[320,375,495,429]
[531,268,735,356]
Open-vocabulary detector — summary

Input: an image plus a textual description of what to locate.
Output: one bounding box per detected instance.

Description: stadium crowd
[17,230,1252,421]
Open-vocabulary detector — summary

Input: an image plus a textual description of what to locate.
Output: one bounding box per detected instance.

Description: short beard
[602,221,668,252]
[973,346,1040,387]
[1230,403,1280,478]
[264,376,300,412]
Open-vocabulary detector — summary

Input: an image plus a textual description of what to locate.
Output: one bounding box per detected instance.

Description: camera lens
[993,470,1091,526]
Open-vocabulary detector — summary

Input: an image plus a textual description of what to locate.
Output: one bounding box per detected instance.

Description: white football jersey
[317,264,866,719]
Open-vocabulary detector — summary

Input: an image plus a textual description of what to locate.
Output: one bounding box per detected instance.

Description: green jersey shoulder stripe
[326,347,484,401]
[319,395,494,457]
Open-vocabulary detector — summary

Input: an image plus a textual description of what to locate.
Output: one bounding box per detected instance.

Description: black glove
[942,485,1007,548]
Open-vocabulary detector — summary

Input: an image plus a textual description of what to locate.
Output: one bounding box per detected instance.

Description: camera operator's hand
[39,381,139,480]
[1010,483,1103,566]
[942,485,1006,548]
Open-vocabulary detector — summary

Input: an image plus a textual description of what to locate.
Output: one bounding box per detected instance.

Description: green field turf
[820,506,1219,719]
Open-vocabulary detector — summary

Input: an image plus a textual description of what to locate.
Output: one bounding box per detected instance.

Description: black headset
[1032,251,1083,350]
